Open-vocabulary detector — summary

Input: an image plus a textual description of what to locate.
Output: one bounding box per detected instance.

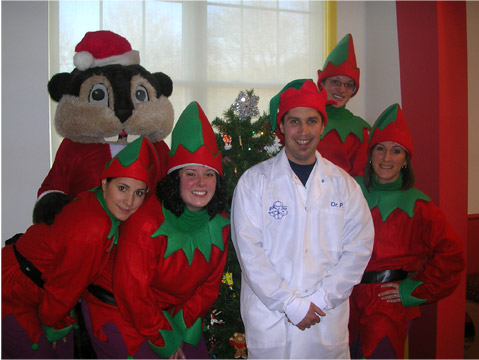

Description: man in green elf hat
[317,33,372,177]
[231,79,374,359]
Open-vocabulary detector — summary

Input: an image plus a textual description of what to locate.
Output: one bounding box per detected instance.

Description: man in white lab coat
[231,79,374,359]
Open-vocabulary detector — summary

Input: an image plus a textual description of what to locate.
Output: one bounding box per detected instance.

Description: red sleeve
[176,224,230,327]
[37,139,75,199]
[38,197,112,327]
[113,202,172,346]
[37,139,111,199]
[153,140,170,180]
[349,127,370,177]
[409,201,465,302]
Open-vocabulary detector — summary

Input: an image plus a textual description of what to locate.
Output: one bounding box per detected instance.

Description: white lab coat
[231,149,374,359]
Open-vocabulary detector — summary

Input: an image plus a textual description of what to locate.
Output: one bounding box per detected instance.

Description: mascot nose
[116,109,132,123]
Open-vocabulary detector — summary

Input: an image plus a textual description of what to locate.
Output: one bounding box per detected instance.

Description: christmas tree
[202,90,281,359]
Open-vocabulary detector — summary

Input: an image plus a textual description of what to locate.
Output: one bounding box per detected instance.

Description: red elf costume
[85,101,229,359]
[1,136,159,359]
[316,34,371,176]
[348,104,465,359]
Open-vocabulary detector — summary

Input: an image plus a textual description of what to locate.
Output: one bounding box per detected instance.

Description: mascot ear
[152,72,173,98]
[48,72,73,102]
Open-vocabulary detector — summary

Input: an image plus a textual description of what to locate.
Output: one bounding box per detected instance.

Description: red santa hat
[101,136,159,194]
[317,34,360,97]
[368,103,414,157]
[167,101,222,176]
[74,30,140,71]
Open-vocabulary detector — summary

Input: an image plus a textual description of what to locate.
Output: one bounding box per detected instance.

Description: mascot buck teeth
[33,30,174,225]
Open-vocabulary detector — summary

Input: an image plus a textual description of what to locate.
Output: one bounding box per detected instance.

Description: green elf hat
[368,103,414,157]
[269,79,329,143]
[101,136,160,194]
[317,33,360,96]
[167,101,222,176]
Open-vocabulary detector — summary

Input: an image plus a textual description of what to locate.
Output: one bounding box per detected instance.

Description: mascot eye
[89,84,109,105]
[134,86,149,103]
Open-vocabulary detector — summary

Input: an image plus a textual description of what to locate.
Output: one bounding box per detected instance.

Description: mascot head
[48,30,174,144]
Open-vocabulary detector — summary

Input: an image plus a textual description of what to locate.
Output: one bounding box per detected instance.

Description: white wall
[1,1,51,242]
[336,1,402,125]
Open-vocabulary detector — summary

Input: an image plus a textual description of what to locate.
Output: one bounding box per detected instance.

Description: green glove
[399,273,427,307]
[172,309,202,346]
[148,310,183,358]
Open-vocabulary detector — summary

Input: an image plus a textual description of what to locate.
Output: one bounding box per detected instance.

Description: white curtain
[49,0,325,155]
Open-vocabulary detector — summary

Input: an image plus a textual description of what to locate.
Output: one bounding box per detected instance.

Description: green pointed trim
[105,136,145,169]
[172,309,202,346]
[43,323,73,342]
[152,206,229,266]
[322,105,371,143]
[127,356,134,359]
[148,311,183,358]
[399,273,427,307]
[92,186,122,253]
[356,176,430,222]
[323,34,350,67]
[32,344,39,351]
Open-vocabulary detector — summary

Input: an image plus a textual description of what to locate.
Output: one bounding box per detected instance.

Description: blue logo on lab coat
[268,201,288,220]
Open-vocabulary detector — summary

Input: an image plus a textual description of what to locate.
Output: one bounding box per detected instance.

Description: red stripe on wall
[396,1,467,358]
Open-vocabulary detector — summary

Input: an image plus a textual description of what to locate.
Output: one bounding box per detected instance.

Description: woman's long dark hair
[156,169,226,219]
[363,144,415,191]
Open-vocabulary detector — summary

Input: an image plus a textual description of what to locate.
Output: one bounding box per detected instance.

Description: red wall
[396,1,468,358]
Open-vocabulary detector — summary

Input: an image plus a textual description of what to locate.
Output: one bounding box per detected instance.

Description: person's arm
[38,216,108,339]
[399,201,465,306]
[349,127,370,177]
[231,173,311,325]
[171,223,230,346]
[307,178,374,311]
[113,219,183,358]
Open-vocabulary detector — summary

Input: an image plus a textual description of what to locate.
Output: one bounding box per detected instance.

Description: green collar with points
[152,206,229,265]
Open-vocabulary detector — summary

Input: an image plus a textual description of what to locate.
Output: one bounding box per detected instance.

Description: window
[49,0,325,158]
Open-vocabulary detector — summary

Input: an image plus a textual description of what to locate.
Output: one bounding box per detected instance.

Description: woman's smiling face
[322,75,356,108]
[371,141,408,184]
[179,165,217,212]
[102,177,147,221]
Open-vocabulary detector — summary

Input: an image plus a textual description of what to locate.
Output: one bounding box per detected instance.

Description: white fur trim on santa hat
[74,50,140,71]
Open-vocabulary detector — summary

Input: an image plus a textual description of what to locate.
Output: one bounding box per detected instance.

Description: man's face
[279,107,324,165]
[322,75,356,108]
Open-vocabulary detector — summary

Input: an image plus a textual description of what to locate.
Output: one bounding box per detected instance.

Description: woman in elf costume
[107,101,229,359]
[2,136,159,359]
[348,104,465,359]
[316,33,371,176]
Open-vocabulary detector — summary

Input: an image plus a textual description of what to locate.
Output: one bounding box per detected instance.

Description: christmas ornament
[222,134,232,150]
[209,309,225,327]
[264,136,282,154]
[222,271,234,290]
[231,91,259,121]
[229,332,247,359]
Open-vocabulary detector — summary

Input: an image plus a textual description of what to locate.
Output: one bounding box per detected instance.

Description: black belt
[361,269,408,284]
[13,243,45,289]
[87,284,117,306]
